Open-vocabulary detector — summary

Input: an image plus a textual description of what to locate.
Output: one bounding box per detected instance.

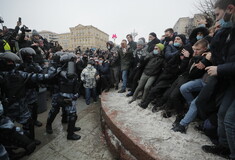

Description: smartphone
[18,17,21,23]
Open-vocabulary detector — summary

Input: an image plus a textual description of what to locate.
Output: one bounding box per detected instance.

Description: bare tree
[195,0,216,20]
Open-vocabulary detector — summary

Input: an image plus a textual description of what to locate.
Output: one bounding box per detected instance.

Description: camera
[20,25,31,32]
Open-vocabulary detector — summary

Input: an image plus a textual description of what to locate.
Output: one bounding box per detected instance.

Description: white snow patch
[102,92,226,160]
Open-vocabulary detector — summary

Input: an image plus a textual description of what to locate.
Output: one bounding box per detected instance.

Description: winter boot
[67,114,81,140]
[46,108,59,134]
[172,123,186,133]
[202,145,230,159]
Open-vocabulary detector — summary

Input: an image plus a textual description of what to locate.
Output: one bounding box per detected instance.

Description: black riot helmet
[18,47,36,63]
[60,52,77,64]
[0,52,21,71]
[52,51,65,64]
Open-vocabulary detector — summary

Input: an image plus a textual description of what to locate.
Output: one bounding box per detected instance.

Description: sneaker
[202,145,230,159]
[118,89,126,93]
[126,92,133,97]
[152,106,158,113]
[172,123,186,133]
[138,102,148,109]
[67,133,81,140]
[34,120,43,127]
[172,115,184,127]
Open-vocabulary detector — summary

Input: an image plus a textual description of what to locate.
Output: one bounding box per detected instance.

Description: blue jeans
[121,70,128,90]
[180,79,206,105]
[218,84,235,159]
[180,97,198,126]
[85,88,97,105]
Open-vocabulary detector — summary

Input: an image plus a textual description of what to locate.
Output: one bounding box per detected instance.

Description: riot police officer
[0,52,55,145]
[46,52,81,140]
[17,47,43,127]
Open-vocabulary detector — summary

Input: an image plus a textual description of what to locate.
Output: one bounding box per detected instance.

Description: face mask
[196,35,203,40]
[107,46,111,50]
[219,18,233,28]
[198,24,206,28]
[99,60,103,64]
[173,43,182,47]
[153,50,159,55]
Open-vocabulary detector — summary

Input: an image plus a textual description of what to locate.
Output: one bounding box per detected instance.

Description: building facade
[27,25,109,51]
[69,24,109,51]
[173,14,206,37]
[57,32,72,51]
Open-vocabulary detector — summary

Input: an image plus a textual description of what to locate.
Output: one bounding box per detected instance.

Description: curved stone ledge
[100,92,224,160]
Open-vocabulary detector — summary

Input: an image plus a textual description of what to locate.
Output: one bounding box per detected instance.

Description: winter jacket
[217,26,235,84]
[143,53,164,76]
[108,48,120,68]
[146,38,160,53]
[81,65,98,88]
[128,41,137,50]
[133,48,150,70]
[118,47,134,71]
[97,61,110,76]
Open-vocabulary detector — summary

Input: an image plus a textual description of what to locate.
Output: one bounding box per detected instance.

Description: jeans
[218,84,235,159]
[180,97,198,126]
[85,88,97,105]
[180,79,206,105]
[121,70,128,90]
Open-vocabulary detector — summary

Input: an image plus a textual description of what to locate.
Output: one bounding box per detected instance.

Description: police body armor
[18,63,42,89]
[59,70,79,94]
[1,71,25,105]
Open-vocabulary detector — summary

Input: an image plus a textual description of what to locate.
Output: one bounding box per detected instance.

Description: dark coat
[143,53,165,76]
[146,38,160,53]
[217,26,235,84]
[97,61,110,77]
[182,55,212,80]
[118,47,134,71]
[128,41,137,50]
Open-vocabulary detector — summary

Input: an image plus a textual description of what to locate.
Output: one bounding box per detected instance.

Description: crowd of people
[0,0,235,159]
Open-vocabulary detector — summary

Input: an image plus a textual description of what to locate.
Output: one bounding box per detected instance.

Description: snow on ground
[102,91,225,160]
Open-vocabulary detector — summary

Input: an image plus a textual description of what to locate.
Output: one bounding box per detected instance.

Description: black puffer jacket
[143,53,164,76]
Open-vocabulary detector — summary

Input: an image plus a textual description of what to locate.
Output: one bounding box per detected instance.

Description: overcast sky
[1,0,199,44]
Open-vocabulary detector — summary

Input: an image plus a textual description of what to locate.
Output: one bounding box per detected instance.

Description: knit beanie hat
[175,34,186,44]
[137,39,145,46]
[156,43,165,51]
[32,30,39,36]
[149,32,157,38]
